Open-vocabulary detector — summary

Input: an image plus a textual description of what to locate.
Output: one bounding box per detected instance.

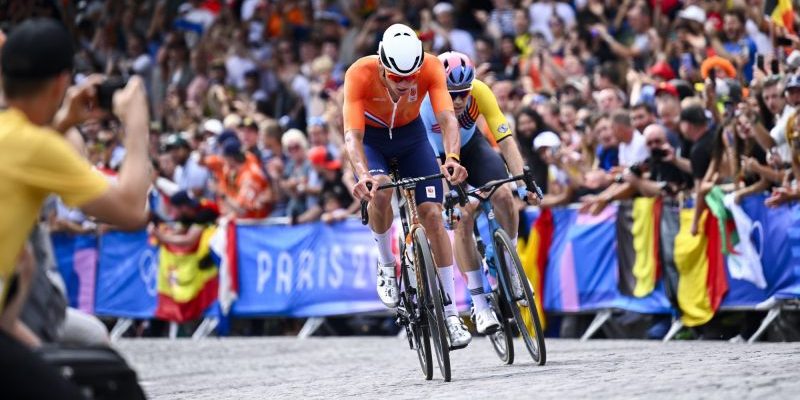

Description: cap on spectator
[1,18,74,79]
[170,190,199,208]
[203,119,224,135]
[240,117,258,131]
[533,131,561,150]
[224,114,242,129]
[655,82,679,98]
[217,130,238,147]
[677,5,707,24]
[648,61,676,81]
[308,146,342,171]
[679,104,707,125]
[670,79,696,100]
[700,56,736,79]
[433,2,455,16]
[418,30,435,42]
[221,138,243,157]
[165,134,191,150]
[786,74,800,90]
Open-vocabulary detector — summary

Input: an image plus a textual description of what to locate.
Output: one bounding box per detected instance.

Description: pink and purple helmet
[437,51,474,91]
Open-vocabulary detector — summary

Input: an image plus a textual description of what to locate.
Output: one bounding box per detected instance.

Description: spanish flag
[616,198,662,298]
[155,227,219,323]
[520,208,554,325]
[673,209,729,327]
[765,0,795,34]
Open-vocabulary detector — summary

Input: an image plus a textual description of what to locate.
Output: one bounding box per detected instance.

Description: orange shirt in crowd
[343,53,453,133]
[205,153,270,219]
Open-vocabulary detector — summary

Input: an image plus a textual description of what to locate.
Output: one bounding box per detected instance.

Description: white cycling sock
[373,229,395,266]
[466,270,489,311]
[438,265,459,317]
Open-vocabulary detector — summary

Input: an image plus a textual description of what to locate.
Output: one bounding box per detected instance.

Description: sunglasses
[385,70,419,83]
[449,89,471,100]
[646,140,663,146]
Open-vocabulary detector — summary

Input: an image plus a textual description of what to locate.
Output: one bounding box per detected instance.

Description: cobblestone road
[116,338,800,399]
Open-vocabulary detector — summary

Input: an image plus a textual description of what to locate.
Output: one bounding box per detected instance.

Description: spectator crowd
[2,0,800,245]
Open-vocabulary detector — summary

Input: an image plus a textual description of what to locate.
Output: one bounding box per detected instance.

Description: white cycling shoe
[446,315,472,349]
[376,263,399,308]
[472,307,500,334]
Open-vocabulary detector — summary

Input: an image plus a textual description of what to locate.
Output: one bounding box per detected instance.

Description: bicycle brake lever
[522,166,544,201]
[360,182,373,225]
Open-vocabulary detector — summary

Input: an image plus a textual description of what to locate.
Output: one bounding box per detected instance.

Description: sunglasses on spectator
[646,139,664,147]
[385,70,420,83]
[449,88,472,100]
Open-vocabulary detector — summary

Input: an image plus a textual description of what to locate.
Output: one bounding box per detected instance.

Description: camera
[650,148,668,160]
[628,162,645,177]
[95,77,127,112]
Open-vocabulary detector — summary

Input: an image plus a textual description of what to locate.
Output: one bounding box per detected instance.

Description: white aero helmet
[378,23,424,76]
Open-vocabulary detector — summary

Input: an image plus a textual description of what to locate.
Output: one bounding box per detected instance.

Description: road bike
[443,167,547,365]
[360,163,466,382]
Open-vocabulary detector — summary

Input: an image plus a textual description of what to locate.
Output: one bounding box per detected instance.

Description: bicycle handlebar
[444,166,544,211]
[359,172,449,226]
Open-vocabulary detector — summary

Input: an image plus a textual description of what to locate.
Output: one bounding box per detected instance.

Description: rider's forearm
[344,129,370,178]
[436,110,461,161]
[497,137,526,177]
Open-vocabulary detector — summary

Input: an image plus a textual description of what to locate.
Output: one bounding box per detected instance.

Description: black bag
[36,345,147,400]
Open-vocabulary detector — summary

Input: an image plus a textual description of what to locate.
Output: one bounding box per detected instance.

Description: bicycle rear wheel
[400,252,432,380]
[494,229,546,365]
[487,292,514,365]
[414,228,451,382]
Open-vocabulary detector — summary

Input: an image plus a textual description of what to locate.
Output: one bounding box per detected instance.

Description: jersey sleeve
[472,80,512,142]
[25,130,109,208]
[343,65,367,132]
[419,95,443,156]
[424,54,454,115]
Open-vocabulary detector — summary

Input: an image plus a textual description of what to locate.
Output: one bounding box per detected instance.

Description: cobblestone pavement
[116,337,800,399]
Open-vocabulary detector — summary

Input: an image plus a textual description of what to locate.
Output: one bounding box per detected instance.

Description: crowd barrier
[50,194,800,340]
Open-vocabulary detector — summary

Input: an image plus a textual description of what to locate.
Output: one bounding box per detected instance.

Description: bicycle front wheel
[414,228,451,382]
[494,229,546,365]
[400,250,432,380]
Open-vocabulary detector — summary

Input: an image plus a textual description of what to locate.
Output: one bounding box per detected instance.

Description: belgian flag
[766,0,795,34]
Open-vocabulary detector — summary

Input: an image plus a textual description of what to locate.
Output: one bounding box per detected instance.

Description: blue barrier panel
[94,230,158,318]
[233,219,386,317]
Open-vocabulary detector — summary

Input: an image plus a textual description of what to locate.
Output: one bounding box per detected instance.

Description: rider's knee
[418,203,444,229]
[493,185,515,210]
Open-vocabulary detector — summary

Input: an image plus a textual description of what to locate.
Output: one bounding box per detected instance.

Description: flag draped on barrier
[673,210,729,326]
[51,232,98,314]
[616,198,663,298]
[520,207,553,324]
[154,227,219,323]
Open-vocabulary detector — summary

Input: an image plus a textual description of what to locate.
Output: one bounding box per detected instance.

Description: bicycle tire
[487,292,514,365]
[400,247,433,380]
[494,229,546,365]
[414,228,451,382]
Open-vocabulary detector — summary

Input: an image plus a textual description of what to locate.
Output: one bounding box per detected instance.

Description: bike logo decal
[425,186,436,199]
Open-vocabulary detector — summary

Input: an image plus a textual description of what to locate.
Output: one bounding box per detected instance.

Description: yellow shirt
[0,108,109,309]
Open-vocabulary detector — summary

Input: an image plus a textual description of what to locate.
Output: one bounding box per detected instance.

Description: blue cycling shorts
[362,117,443,205]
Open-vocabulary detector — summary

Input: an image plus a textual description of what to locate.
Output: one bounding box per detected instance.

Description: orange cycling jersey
[343,53,454,134]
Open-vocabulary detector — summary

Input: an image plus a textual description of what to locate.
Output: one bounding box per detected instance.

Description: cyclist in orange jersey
[343,23,472,348]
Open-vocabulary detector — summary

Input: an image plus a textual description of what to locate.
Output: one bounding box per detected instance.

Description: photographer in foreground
[0,19,150,398]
